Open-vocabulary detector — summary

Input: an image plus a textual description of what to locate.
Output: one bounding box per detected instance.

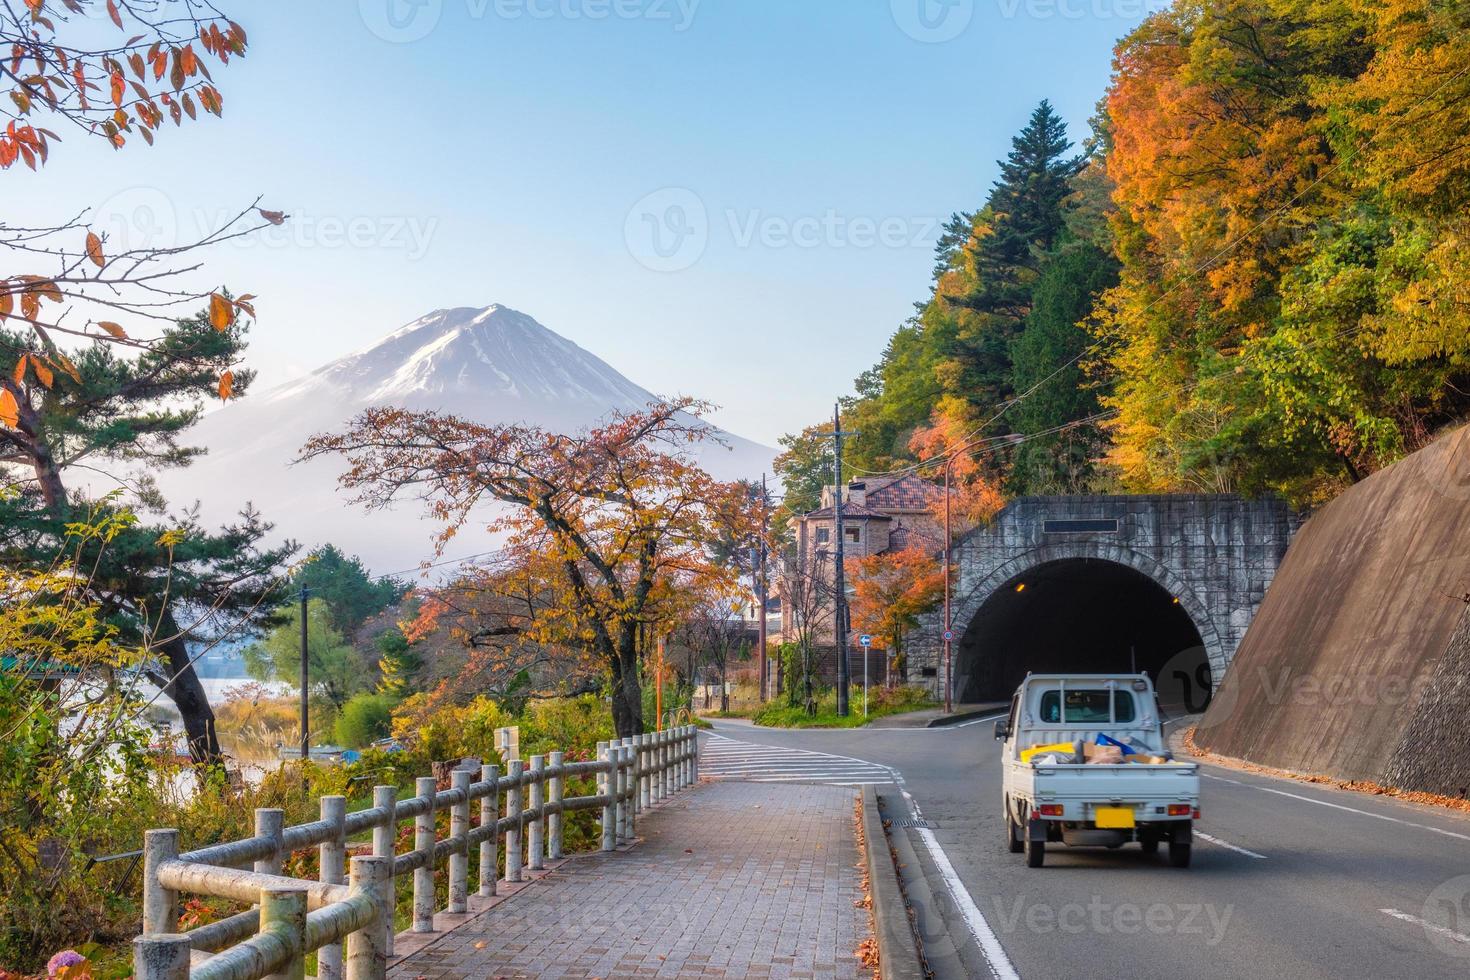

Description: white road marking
[913,825,1021,980]
[1203,773,1470,842]
[699,733,896,785]
[1380,908,1470,947]
[1193,830,1267,859]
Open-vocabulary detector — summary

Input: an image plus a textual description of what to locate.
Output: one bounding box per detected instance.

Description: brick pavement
[389,781,869,979]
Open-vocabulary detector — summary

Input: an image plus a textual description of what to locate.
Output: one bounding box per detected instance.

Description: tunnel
[954,557,1212,709]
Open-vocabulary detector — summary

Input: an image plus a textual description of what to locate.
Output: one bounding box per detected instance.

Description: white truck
[996,673,1200,868]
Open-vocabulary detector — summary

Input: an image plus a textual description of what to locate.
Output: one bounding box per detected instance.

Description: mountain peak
[158,304,774,570]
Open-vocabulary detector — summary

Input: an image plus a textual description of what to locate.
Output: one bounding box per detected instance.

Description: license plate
[1095,806,1135,829]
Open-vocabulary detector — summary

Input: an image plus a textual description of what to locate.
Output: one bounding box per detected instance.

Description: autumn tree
[303,400,757,738]
[850,545,945,688]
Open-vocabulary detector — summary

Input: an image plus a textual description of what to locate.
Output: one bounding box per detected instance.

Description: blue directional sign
[859,634,872,647]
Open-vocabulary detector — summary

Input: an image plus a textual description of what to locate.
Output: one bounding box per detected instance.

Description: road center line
[1193,830,1267,859]
[1202,773,1470,842]
[1380,909,1470,947]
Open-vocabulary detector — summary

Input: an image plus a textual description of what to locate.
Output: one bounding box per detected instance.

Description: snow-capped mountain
[152,305,774,573]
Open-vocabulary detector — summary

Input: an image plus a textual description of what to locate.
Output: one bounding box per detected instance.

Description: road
[703,717,1470,980]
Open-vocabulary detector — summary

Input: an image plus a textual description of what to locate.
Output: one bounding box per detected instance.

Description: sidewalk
[389,780,870,979]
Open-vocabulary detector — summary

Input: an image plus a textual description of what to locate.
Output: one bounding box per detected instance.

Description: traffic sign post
[859,635,872,717]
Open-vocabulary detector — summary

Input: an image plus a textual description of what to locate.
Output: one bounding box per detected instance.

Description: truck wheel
[1025,832,1045,868]
[1006,810,1024,854]
[1140,834,1159,855]
[1168,821,1192,867]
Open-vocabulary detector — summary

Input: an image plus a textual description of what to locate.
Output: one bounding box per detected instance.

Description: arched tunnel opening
[955,558,1212,710]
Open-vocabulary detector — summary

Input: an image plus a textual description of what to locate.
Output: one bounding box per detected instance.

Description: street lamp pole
[298,585,310,764]
[943,459,953,715]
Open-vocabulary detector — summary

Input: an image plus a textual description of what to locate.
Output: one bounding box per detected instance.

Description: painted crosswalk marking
[700,733,897,786]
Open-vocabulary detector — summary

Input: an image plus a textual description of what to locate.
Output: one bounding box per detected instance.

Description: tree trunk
[157,611,223,767]
[609,627,644,738]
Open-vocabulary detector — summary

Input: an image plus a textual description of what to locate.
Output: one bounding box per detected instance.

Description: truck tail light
[1193,808,1201,820]
[1037,804,1064,816]
[1167,804,1191,816]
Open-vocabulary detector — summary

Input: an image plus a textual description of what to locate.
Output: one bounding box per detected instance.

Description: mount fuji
[153,305,775,573]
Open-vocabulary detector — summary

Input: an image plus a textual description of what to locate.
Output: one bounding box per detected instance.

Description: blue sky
[12,0,1163,445]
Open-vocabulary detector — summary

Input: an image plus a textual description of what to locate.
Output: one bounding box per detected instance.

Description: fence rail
[133,727,701,980]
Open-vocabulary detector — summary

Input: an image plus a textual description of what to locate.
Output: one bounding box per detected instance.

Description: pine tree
[1008,242,1119,493]
[0,307,293,765]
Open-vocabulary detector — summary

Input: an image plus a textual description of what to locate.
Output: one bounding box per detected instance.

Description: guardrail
[133,727,701,980]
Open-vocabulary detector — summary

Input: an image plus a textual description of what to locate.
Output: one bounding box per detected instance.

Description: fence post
[527,755,545,872]
[597,742,615,852]
[370,785,397,957]
[261,887,307,980]
[255,808,285,874]
[629,736,642,816]
[612,740,628,844]
[659,730,670,801]
[319,795,348,980]
[682,726,693,788]
[504,760,524,883]
[449,768,472,913]
[693,724,700,783]
[637,734,650,811]
[132,933,190,980]
[413,776,437,933]
[479,764,499,897]
[142,828,179,936]
[623,740,637,839]
[346,855,390,980]
[547,751,564,861]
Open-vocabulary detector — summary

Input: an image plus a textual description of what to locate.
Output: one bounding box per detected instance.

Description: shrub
[334,694,397,748]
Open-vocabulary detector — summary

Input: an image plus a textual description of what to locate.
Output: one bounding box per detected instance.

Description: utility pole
[832,404,859,718]
[298,585,310,764]
[755,473,769,702]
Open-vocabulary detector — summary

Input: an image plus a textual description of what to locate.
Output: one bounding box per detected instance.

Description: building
[776,474,947,661]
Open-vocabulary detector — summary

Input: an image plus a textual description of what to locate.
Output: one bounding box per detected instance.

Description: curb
[924,704,1006,728]
[861,785,926,980]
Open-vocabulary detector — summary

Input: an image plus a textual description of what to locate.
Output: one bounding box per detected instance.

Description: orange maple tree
[2,1,279,418]
[303,399,758,737]
[849,545,945,688]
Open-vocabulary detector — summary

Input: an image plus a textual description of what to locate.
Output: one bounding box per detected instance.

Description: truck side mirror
[994,720,1010,741]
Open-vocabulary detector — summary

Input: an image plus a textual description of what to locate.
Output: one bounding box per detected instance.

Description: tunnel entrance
[955,557,1210,707]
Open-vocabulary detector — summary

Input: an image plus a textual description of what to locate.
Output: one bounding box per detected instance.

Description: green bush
[334,694,397,748]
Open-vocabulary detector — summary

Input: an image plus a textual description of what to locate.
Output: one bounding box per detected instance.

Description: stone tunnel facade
[906,494,1297,703]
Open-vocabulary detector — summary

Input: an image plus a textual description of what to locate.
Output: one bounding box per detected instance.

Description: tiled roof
[866,474,944,511]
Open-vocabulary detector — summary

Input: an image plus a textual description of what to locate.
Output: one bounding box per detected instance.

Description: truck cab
[996,673,1200,868]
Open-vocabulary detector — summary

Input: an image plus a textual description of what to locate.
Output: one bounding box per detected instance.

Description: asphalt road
[703,717,1470,980]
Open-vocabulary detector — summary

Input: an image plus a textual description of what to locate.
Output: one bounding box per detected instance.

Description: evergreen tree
[0,308,293,765]
[949,101,1085,411]
[289,544,406,635]
[1008,242,1119,493]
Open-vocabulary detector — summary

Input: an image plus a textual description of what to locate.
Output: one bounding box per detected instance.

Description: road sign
[943,629,954,642]
[859,634,872,647]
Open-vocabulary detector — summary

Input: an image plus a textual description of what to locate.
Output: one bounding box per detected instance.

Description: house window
[815,527,830,544]
[846,526,861,545]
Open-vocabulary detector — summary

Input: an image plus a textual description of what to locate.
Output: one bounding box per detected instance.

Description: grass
[752,686,934,729]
